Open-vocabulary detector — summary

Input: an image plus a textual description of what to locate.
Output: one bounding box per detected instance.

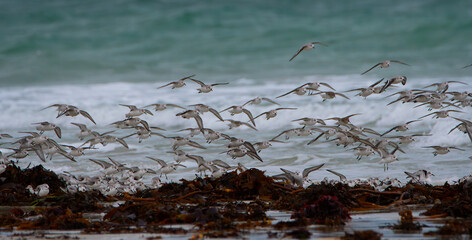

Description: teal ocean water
[1,1,472,185]
[1,0,472,86]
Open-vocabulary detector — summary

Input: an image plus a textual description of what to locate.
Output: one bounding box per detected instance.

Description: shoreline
[1,163,471,239]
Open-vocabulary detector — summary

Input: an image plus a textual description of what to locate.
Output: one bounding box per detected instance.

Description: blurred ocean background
[1,0,471,184]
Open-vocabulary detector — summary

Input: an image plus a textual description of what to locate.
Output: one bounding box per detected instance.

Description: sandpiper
[419,110,463,119]
[220,105,256,126]
[309,91,350,101]
[276,86,307,98]
[423,81,468,93]
[189,78,228,93]
[404,170,434,184]
[224,119,257,131]
[119,104,154,118]
[378,146,400,171]
[254,108,297,120]
[157,74,195,89]
[146,157,186,179]
[423,146,464,156]
[280,163,325,187]
[381,120,420,136]
[242,97,280,106]
[189,104,224,121]
[292,117,326,126]
[380,76,407,93]
[361,60,409,75]
[56,105,96,124]
[144,103,186,112]
[345,78,384,98]
[33,122,62,138]
[289,42,327,62]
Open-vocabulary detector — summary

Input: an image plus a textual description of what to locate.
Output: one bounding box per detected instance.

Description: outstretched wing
[146,156,168,167]
[157,82,174,89]
[361,63,381,75]
[390,60,410,66]
[242,108,256,127]
[276,88,298,98]
[208,108,224,121]
[289,45,307,62]
[320,82,336,91]
[302,163,325,178]
[261,97,280,105]
[79,110,96,124]
[326,169,347,181]
[190,78,206,87]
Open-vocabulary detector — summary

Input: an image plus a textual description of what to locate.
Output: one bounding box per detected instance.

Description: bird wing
[116,138,129,149]
[247,151,263,162]
[242,99,255,107]
[181,74,196,80]
[157,82,174,89]
[211,159,231,168]
[361,63,381,75]
[108,157,126,168]
[144,109,154,115]
[220,106,234,113]
[463,64,472,69]
[334,92,351,100]
[71,122,88,131]
[89,158,112,169]
[418,112,436,119]
[79,110,96,124]
[390,60,410,66]
[406,120,420,125]
[167,103,186,109]
[381,126,399,136]
[146,157,168,167]
[423,146,440,150]
[41,104,64,111]
[326,169,347,181]
[261,97,280,105]
[188,140,207,149]
[275,107,297,111]
[371,78,385,88]
[242,108,256,127]
[53,127,62,139]
[122,132,137,139]
[139,119,151,131]
[243,141,258,153]
[303,163,325,178]
[190,78,206,87]
[307,132,325,145]
[208,108,224,121]
[253,111,267,120]
[380,79,397,93]
[289,45,307,62]
[313,42,328,47]
[194,115,204,131]
[211,82,229,86]
[119,104,137,110]
[276,88,298,98]
[240,121,258,131]
[320,82,336,91]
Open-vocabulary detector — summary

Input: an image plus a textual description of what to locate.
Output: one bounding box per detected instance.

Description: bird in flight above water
[289,42,327,62]
[361,60,409,75]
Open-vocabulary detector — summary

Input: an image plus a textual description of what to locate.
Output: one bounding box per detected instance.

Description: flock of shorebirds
[1,41,472,196]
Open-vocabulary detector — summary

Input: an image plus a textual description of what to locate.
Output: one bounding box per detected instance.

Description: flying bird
[289,42,327,62]
[361,60,409,75]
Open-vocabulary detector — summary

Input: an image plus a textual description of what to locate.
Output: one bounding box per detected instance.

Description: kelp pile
[1,163,472,238]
